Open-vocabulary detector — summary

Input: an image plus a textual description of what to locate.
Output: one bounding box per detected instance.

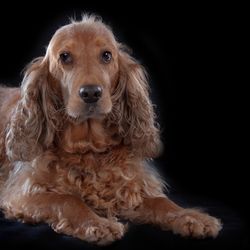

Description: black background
[0,2,248,249]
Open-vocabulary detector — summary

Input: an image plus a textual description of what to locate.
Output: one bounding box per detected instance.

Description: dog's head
[46,17,119,122]
[6,15,161,161]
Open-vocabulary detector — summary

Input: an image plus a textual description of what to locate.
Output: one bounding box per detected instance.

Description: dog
[0,15,222,245]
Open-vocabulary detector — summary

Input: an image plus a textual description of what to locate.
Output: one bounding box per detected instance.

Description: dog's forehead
[49,22,117,51]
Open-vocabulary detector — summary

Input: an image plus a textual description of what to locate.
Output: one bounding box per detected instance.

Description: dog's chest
[62,152,143,216]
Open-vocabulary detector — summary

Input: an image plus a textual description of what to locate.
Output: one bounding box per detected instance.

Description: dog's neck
[59,119,121,154]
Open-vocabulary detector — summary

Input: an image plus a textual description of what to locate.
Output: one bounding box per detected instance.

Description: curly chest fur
[6,121,163,218]
[51,121,144,216]
[53,151,143,217]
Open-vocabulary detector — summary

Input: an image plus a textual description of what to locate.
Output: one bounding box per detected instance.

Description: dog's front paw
[83,217,126,245]
[167,209,222,238]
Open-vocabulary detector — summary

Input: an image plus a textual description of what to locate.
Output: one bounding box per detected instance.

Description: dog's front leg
[121,196,222,238]
[2,193,125,245]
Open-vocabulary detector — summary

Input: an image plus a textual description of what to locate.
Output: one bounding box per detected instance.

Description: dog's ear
[6,57,62,161]
[107,48,162,158]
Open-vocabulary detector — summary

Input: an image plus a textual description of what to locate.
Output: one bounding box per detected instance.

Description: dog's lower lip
[88,106,95,113]
[68,115,80,123]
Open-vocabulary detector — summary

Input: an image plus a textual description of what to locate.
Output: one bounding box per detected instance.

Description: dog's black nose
[79,85,103,103]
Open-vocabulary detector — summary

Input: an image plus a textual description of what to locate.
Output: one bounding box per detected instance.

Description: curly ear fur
[6,57,62,161]
[107,48,162,158]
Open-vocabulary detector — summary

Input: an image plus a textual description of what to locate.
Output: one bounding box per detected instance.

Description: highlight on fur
[0,15,222,245]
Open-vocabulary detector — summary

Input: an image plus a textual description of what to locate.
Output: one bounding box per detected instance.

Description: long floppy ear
[6,57,62,161]
[107,48,162,158]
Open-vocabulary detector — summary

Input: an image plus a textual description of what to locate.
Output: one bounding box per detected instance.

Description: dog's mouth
[87,104,97,114]
[67,104,106,123]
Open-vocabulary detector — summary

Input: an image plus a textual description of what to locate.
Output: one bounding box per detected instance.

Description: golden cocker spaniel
[0,15,222,245]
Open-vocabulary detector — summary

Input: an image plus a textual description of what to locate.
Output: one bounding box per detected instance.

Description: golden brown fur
[0,15,222,245]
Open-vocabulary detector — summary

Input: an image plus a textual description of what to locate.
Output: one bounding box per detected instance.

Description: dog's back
[0,86,20,133]
[0,86,20,111]
[0,87,20,186]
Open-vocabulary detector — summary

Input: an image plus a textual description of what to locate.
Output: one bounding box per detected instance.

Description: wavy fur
[0,16,221,245]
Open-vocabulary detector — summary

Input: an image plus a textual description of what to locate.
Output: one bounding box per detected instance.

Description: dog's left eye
[101,51,112,63]
[59,52,73,64]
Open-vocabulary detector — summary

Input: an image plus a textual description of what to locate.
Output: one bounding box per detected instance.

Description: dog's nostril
[79,85,103,103]
[94,87,102,97]
[82,91,88,98]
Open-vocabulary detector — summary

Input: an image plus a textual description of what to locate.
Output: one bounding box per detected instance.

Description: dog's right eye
[59,52,73,64]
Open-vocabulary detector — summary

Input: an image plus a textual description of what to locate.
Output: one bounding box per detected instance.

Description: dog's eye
[59,52,73,64]
[101,51,112,63]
